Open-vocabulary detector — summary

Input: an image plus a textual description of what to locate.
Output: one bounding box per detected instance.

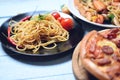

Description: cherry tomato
[51,12,60,19]
[60,18,74,31]
[57,17,64,22]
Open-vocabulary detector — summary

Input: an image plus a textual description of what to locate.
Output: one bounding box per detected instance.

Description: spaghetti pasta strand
[9,14,69,53]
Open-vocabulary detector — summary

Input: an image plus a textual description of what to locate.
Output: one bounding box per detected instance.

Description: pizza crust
[79,30,110,80]
[72,42,89,80]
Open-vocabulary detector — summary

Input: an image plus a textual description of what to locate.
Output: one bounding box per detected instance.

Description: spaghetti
[9,14,69,53]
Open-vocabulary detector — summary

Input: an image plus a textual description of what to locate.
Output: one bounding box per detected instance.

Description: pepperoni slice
[102,46,114,55]
[96,58,111,66]
[107,33,117,40]
[107,28,119,40]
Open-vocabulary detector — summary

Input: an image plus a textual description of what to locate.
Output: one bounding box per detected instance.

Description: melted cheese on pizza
[97,39,117,52]
[86,28,120,80]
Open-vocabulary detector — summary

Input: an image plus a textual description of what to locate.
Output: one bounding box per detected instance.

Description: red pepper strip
[7,26,16,46]
[8,26,11,37]
[8,16,31,46]
[20,16,31,21]
[8,37,16,46]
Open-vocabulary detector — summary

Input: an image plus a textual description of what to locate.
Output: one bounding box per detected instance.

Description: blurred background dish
[67,0,119,28]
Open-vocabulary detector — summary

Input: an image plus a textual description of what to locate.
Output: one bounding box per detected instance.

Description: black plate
[0,11,84,57]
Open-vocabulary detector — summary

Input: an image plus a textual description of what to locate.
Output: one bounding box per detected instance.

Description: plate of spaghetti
[0,11,84,56]
[67,0,120,28]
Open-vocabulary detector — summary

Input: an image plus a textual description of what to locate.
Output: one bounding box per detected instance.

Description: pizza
[80,28,120,80]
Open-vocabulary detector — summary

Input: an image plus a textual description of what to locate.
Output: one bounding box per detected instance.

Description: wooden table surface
[0,0,77,80]
[0,0,107,80]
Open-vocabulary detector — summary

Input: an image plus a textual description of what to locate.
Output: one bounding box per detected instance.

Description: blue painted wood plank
[0,53,74,80]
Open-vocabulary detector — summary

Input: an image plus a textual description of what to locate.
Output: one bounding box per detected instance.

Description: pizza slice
[80,28,120,80]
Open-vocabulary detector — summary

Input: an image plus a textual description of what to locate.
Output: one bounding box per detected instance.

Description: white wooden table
[0,0,76,80]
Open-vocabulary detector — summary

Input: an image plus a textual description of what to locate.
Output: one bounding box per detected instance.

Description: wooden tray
[72,42,98,80]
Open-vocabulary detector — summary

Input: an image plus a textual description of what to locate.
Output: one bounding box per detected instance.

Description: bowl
[67,0,120,28]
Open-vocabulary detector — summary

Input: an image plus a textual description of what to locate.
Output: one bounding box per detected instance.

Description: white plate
[67,0,118,28]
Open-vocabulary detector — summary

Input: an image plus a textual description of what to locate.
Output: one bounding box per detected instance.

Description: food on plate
[52,12,74,31]
[60,18,73,31]
[51,12,61,20]
[61,4,70,14]
[79,28,120,80]
[74,0,120,26]
[8,13,69,53]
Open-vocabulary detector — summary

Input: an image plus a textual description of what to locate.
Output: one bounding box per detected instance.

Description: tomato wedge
[51,12,60,20]
[57,17,64,22]
[60,18,74,31]
[51,12,74,31]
